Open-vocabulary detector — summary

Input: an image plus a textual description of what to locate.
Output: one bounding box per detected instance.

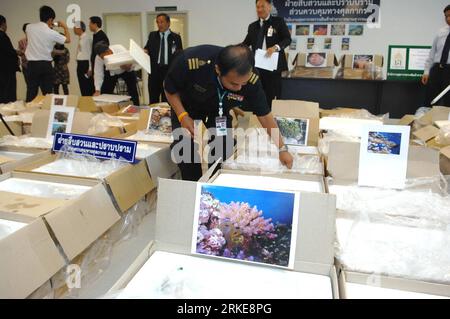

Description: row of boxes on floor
[289,53,384,80]
[103,102,449,299]
[0,97,180,298]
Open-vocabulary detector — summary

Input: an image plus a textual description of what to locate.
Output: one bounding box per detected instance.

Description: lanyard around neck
[217,77,228,117]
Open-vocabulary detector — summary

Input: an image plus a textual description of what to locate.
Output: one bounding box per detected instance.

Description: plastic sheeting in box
[0,218,27,241]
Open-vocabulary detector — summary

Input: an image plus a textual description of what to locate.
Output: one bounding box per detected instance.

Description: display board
[387,45,431,81]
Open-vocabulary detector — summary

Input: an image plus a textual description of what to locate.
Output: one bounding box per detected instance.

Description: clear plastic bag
[0,101,26,114]
[330,176,450,284]
[0,135,53,149]
[318,131,360,155]
[436,125,450,146]
[88,113,125,135]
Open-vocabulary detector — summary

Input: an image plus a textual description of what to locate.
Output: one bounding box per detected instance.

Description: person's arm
[144,33,151,54]
[257,113,293,169]
[242,24,253,47]
[0,34,18,61]
[93,55,104,95]
[87,36,93,72]
[57,21,71,44]
[422,35,438,84]
[164,53,194,136]
[266,19,291,58]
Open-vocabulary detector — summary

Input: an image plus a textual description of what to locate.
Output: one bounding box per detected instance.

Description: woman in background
[52,39,70,95]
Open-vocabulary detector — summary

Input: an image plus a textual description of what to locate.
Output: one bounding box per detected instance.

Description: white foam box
[135,178,339,299]
[0,172,121,299]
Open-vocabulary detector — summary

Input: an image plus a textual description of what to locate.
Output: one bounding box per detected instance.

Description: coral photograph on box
[276,117,309,146]
[192,184,298,269]
[148,107,172,135]
[368,132,402,155]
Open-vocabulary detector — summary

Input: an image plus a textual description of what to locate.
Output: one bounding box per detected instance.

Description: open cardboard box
[290,53,338,79]
[0,146,50,174]
[31,109,93,138]
[440,146,450,175]
[150,175,339,298]
[337,54,384,80]
[15,151,156,214]
[0,171,121,299]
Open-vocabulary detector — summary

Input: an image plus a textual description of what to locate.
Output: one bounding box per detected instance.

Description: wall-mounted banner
[272,0,381,24]
[53,133,138,164]
[387,45,431,81]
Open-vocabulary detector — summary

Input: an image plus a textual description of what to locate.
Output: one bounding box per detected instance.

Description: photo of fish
[193,184,298,268]
[367,132,402,155]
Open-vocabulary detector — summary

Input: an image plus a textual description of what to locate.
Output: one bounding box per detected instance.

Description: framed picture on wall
[313,25,328,36]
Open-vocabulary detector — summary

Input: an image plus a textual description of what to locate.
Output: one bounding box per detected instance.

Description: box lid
[327,141,441,183]
[44,183,121,260]
[412,125,440,143]
[155,178,336,276]
[0,218,66,299]
[31,110,94,138]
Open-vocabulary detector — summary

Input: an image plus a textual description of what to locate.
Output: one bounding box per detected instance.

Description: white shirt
[158,29,171,65]
[424,25,450,74]
[77,32,93,67]
[25,22,66,61]
[94,45,128,91]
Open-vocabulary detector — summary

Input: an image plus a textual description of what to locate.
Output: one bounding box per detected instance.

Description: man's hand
[265,46,278,58]
[232,107,245,118]
[86,70,93,78]
[144,49,149,54]
[58,21,68,29]
[279,151,294,169]
[181,115,195,138]
[421,74,429,85]
[93,91,101,96]
[120,64,133,71]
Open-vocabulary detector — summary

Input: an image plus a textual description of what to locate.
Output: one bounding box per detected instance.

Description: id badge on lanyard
[216,87,228,137]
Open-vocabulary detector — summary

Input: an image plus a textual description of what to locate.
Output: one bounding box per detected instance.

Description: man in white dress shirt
[422,5,450,106]
[25,6,71,102]
[93,41,139,105]
[74,21,94,96]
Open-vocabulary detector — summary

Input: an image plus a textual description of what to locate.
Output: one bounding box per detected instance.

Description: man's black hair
[76,21,86,32]
[217,44,255,76]
[0,15,6,27]
[157,13,170,23]
[94,41,110,56]
[40,6,56,23]
[256,0,272,4]
[90,16,102,28]
[22,23,29,33]
[445,5,450,13]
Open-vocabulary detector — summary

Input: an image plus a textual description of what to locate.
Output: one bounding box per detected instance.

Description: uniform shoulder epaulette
[187,58,211,70]
[248,72,259,85]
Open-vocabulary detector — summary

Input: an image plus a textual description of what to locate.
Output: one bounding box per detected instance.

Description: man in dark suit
[89,16,109,75]
[0,15,20,103]
[243,0,291,109]
[144,13,183,104]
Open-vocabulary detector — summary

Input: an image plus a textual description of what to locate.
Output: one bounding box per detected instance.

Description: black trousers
[77,60,94,96]
[425,64,450,106]
[170,116,235,181]
[54,84,69,95]
[101,70,140,106]
[148,65,169,104]
[258,68,282,110]
[0,71,17,104]
[26,61,54,102]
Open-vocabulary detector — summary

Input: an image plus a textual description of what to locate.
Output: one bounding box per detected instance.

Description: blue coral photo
[194,185,297,268]
[368,132,402,155]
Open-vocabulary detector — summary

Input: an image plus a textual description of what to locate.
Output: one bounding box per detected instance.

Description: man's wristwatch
[279,145,289,153]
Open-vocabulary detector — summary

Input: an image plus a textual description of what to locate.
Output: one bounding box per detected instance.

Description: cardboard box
[0,146,49,174]
[153,178,339,298]
[15,152,156,214]
[412,125,440,143]
[289,53,338,79]
[440,146,450,175]
[0,172,121,298]
[337,54,384,80]
[327,141,441,184]
[319,117,383,137]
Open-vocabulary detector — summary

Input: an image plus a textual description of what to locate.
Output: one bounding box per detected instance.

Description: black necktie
[440,31,450,66]
[159,33,166,66]
[256,21,265,50]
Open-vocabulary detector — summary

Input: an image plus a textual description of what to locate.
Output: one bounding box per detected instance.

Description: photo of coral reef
[276,117,309,146]
[368,132,402,155]
[194,184,297,268]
